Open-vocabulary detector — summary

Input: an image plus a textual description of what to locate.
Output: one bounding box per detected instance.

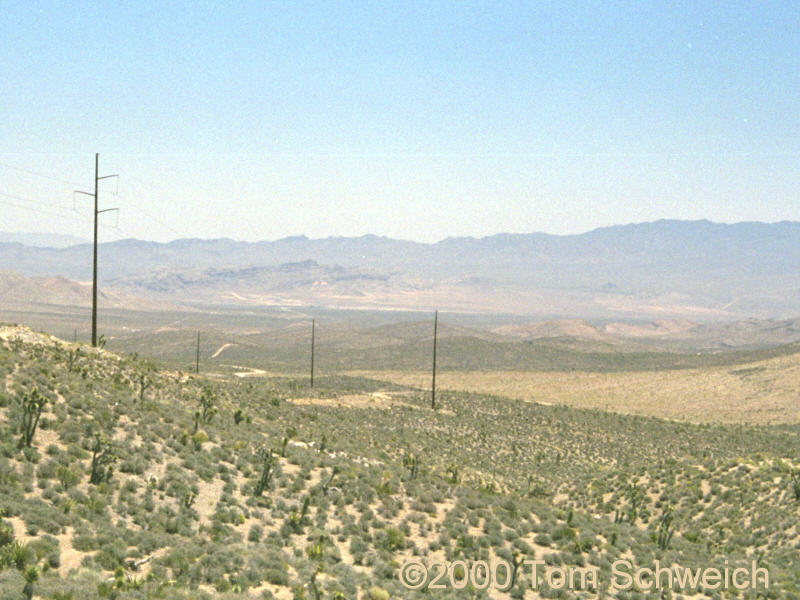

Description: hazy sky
[1,1,798,243]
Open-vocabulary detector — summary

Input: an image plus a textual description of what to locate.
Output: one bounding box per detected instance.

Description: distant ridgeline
[0,220,799,318]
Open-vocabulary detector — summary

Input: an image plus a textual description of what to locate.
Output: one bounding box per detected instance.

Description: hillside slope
[0,271,183,311]
[1,327,800,598]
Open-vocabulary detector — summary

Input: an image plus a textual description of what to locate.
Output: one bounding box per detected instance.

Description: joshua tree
[89,433,117,484]
[22,565,38,600]
[507,551,525,590]
[790,470,800,502]
[18,388,47,448]
[403,451,420,479]
[254,446,276,497]
[280,436,289,457]
[321,467,338,496]
[447,464,460,484]
[308,565,323,600]
[656,505,675,550]
[66,347,82,372]
[138,373,151,403]
[624,482,643,523]
[183,491,197,509]
[199,386,217,423]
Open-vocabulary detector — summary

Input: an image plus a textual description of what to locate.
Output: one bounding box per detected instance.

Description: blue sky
[1,1,798,242]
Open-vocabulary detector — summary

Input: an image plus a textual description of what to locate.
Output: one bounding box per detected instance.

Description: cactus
[447,464,460,484]
[287,511,303,533]
[791,470,800,502]
[183,491,197,509]
[307,534,325,561]
[199,386,217,423]
[624,482,643,523]
[308,566,322,600]
[138,373,150,403]
[403,451,420,479]
[18,388,47,448]
[656,505,675,550]
[526,476,548,498]
[254,446,276,497]
[66,348,82,372]
[322,467,338,496]
[508,551,525,590]
[89,433,117,484]
[280,436,289,457]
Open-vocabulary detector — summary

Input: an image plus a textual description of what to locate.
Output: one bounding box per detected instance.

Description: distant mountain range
[0,232,88,248]
[0,270,177,311]
[1,220,799,319]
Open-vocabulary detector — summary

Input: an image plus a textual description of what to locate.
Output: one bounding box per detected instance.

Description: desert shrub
[552,524,577,543]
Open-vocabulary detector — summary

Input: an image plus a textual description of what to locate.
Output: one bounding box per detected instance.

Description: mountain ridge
[1,219,799,318]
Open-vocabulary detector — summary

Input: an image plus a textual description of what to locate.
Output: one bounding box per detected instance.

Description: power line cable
[108,190,191,239]
[0,191,130,238]
[0,161,83,187]
[2,160,231,241]
[0,191,87,223]
[0,199,85,224]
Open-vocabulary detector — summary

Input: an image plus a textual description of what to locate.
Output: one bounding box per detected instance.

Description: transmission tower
[74,153,118,347]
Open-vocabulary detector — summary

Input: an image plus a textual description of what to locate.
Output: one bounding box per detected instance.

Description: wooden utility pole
[92,153,98,346]
[75,153,117,347]
[310,319,315,387]
[431,310,438,409]
[195,331,200,373]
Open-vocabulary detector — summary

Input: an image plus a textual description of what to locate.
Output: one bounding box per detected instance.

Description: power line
[0,190,130,238]
[431,309,438,410]
[74,153,119,347]
[4,161,254,242]
[0,192,88,224]
[114,172,202,240]
[0,189,76,210]
[0,161,83,187]
[108,190,191,239]
[2,158,195,241]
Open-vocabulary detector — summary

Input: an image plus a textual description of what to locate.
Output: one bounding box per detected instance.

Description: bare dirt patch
[287,391,418,410]
[349,352,800,424]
